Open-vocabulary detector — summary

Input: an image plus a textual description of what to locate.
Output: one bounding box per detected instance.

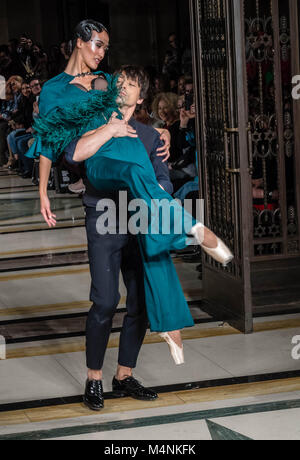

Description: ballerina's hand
[157,130,171,162]
[108,112,138,138]
[40,194,57,228]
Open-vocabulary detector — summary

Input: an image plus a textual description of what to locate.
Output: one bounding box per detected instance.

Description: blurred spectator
[181,46,193,75]
[152,92,182,162]
[172,81,197,188]
[0,76,23,166]
[177,75,186,96]
[48,45,61,78]
[6,81,32,168]
[169,77,178,94]
[162,33,182,81]
[153,74,169,95]
[184,77,193,98]
[0,45,22,80]
[152,89,197,191]
[58,41,71,73]
[8,39,19,57]
[32,43,48,81]
[15,34,35,79]
[13,76,41,177]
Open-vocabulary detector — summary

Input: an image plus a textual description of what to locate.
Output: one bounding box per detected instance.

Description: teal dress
[27,72,196,332]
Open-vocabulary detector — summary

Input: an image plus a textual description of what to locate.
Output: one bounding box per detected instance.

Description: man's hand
[108,112,138,138]
[40,194,57,228]
[156,129,171,162]
[179,108,190,128]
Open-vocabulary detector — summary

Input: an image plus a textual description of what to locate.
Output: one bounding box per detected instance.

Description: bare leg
[2,145,14,168]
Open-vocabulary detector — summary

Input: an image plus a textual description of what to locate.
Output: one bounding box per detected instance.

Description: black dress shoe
[112,376,158,401]
[83,379,104,411]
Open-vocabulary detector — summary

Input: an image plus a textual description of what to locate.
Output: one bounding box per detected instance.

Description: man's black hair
[118,65,150,100]
[72,19,108,50]
[28,76,40,85]
[185,77,194,86]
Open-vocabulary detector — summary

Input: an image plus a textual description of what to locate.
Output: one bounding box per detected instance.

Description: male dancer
[64,65,174,410]
[35,21,171,410]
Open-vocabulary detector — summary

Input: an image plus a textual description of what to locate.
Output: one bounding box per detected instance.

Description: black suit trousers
[85,205,149,370]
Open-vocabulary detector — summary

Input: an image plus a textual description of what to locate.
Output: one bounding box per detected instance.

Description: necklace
[74,71,94,78]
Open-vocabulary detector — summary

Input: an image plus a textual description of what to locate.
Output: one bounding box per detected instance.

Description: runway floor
[0,170,300,441]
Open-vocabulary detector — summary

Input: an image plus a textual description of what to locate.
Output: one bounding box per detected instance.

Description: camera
[185,92,194,111]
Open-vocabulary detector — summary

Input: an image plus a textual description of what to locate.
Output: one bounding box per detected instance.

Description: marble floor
[0,172,300,441]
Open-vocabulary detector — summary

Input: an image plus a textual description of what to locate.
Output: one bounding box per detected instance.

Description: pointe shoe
[159,333,185,365]
[191,223,234,267]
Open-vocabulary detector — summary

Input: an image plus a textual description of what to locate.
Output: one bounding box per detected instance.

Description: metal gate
[189,0,300,332]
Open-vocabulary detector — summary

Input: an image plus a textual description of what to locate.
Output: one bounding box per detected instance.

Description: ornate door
[189,0,300,333]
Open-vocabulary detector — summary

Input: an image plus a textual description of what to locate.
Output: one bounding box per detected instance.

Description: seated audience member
[0,76,23,167]
[6,81,32,169]
[152,91,197,192]
[177,75,186,96]
[184,76,194,106]
[13,77,42,177]
[153,74,169,95]
[169,77,178,94]
[152,92,182,162]
[32,43,48,81]
[172,100,197,184]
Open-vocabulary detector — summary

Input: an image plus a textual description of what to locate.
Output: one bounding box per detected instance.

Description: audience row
[0,33,197,197]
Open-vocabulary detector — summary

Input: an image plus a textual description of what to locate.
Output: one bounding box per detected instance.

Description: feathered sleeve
[26,73,120,164]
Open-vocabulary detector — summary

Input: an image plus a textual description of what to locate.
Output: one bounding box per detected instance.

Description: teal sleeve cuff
[25,136,60,163]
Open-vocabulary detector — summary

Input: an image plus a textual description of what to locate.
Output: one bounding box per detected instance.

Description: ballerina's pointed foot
[190,223,234,267]
[159,332,185,365]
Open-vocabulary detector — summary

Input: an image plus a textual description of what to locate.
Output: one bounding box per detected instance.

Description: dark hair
[185,77,194,87]
[117,65,150,100]
[0,45,9,55]
[19,33,30,40]
[28,76,40,85]
[72,19,108,50]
